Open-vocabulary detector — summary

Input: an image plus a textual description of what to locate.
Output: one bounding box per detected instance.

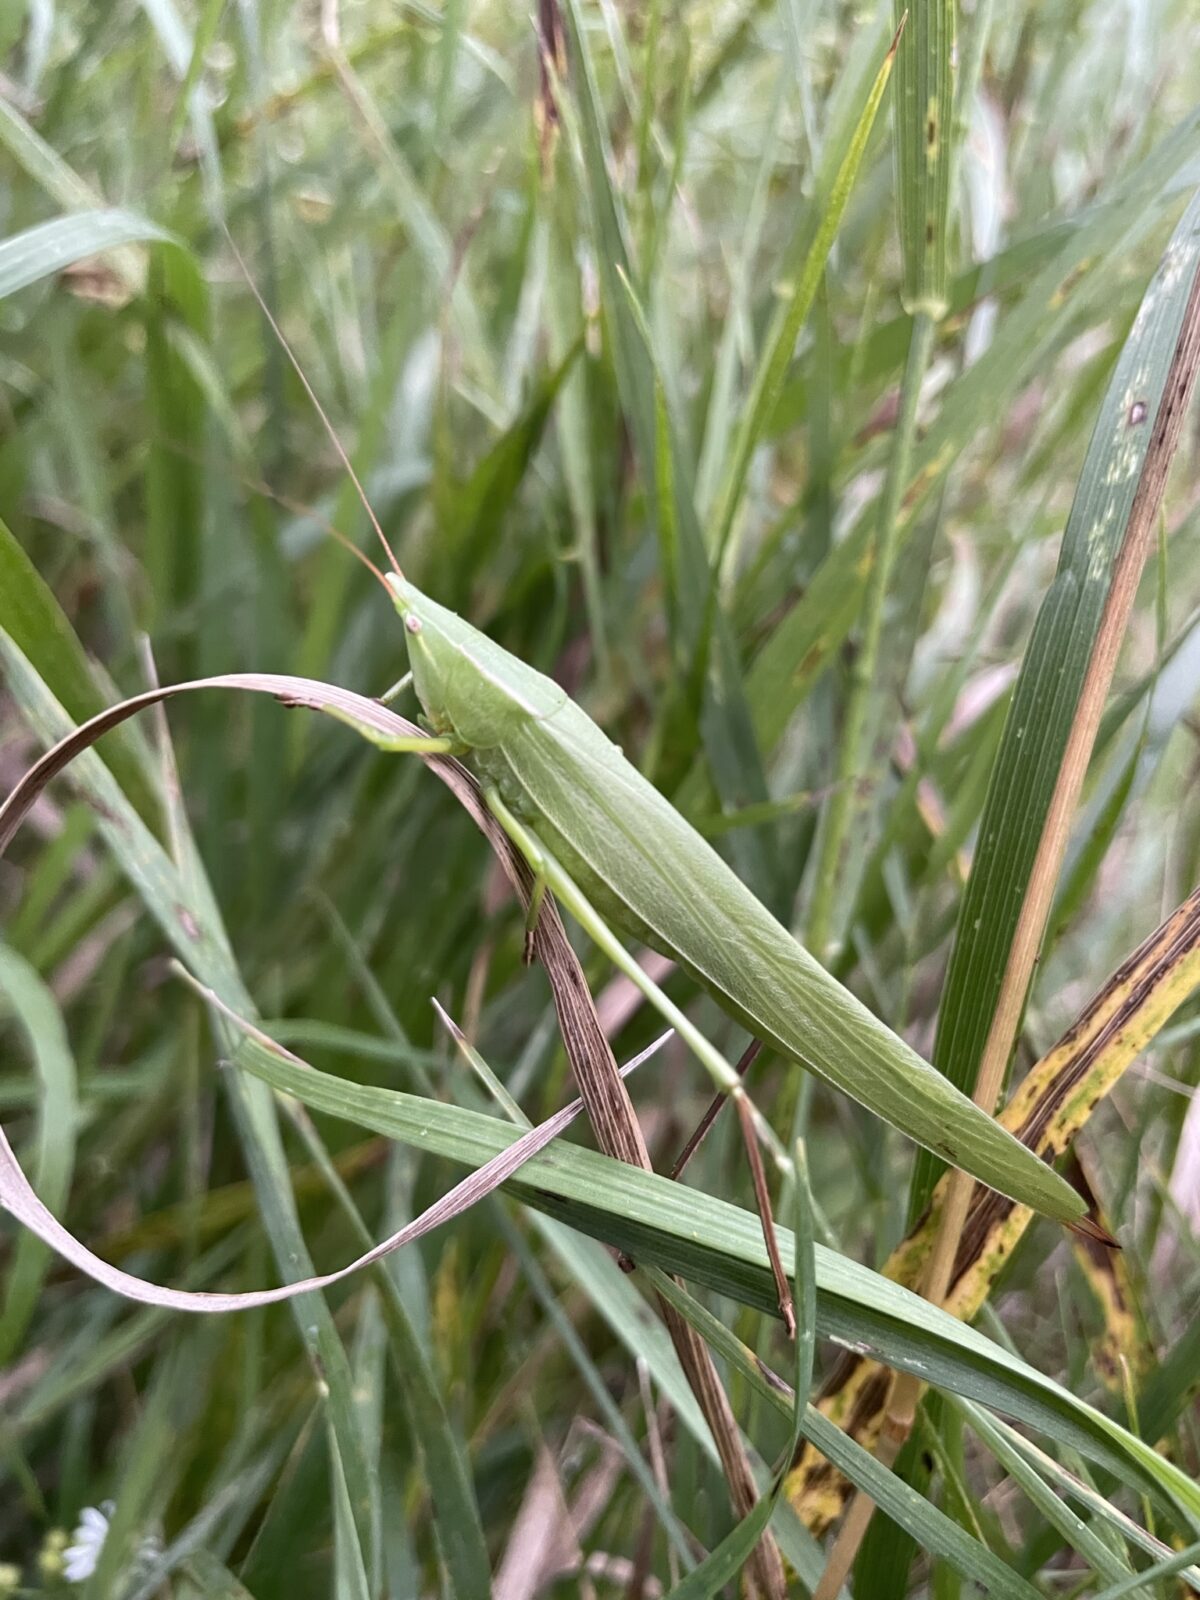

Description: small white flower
[63,1501,114,1583]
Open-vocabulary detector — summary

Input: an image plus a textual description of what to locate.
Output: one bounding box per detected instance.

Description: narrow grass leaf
[791,1140,817,1421]
[648,1272,1042,1600]
[0,517,157,818]
[662,1495,777,1599]
[0,961,635,1313]
[738,113,1200,771]
[993,1421,1200,1588]
[893,0,954,317]
[494,1209,698,1570]
[0,98,104,215]
[330,1426,374,1600]
[957,1398,1134,1588]
[165,1021,1200,1528]
[0,637,380,1571]
[144,247,211,651]
[435,343,579,593]
[658,1138,818,1597]
[136,0,222,198]
[559,0,777,899]
[1091,1541,1200,1600]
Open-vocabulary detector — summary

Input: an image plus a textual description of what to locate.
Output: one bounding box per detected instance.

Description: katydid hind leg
[483,784,781,1122]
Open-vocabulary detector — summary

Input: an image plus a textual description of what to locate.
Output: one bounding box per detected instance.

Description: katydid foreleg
[312,711,461,757]
[370,733,460,754]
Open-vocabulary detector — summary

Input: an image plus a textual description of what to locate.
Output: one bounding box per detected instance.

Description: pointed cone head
[385,574,565,747]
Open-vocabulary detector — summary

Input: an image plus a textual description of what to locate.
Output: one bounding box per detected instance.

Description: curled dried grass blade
[0,670,646,1314]
[0,969,643,1312]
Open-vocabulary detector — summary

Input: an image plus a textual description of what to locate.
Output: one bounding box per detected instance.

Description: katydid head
[384,571,456,736]
[384,572,567,748]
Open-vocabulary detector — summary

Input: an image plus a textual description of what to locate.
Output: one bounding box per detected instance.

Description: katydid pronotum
[240,245,1088,1235]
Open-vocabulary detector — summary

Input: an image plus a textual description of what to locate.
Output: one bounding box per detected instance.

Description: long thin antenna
[223,226,403,578]
[156,432,390,589]
[309,509,393,588]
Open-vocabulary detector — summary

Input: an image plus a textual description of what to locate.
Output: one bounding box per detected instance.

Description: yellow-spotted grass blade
[786,880,1200,1531]
[1067,1149,1151,1394]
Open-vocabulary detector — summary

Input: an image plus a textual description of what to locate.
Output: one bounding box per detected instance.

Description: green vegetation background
[2,0,1200,1595]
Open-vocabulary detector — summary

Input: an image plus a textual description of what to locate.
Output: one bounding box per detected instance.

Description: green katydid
[234,244,1089,1233]
[379,574,1089,1224]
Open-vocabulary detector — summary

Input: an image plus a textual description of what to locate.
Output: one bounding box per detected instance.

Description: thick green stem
[807,308,937,960]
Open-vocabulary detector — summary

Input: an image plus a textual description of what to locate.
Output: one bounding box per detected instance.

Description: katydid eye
[405,615,422,635]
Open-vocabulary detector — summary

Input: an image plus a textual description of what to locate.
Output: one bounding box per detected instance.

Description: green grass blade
[0,634,381,1580]
[0,516,157,818]
[1090,1540,1200,1598]
[893,0,954,317]
[659,1137,817,1597]
[957,1399,1134,1588]
[277,1102,493,1599]
[0,96,104,214]
[662,1494,777,1599]
[433,343,579,598]
[560,0,776,897]
[790,1140,817,1422]
[739,110,1200,771]
[648,1272,1041,1600]
[144,247,211,657]
[495,1208,699,1570]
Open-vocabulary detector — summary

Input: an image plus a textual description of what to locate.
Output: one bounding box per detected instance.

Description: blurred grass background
[2,0,1200,1594]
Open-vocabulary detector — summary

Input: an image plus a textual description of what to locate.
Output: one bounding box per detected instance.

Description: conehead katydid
[379,573,1089,1225]
[228,236,1088,1232]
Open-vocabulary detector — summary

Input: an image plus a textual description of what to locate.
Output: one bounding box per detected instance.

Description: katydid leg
[318,703,462,755]
[366,732,460,755]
